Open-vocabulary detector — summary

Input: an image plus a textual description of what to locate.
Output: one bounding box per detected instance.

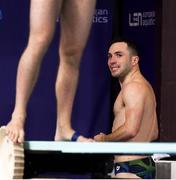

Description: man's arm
[94,82,146,142]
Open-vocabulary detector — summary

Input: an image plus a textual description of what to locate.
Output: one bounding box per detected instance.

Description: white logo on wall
[56,9,109,24]
[129,11,155,27]
[0,10,3,21]
[93,9,109,23]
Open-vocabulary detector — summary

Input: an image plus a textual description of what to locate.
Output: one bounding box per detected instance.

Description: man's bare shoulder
[121,80,152,101]
[122,81,148,93]
[120,81,150,108]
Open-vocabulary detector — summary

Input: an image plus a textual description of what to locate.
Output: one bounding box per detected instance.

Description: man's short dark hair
[110,37,139,57]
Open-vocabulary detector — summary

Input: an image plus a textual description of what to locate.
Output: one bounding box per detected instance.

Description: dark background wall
[0,0,176,142]
[0,0,113,140]
[160,0,176,141]
[112,0,162,141]
[112,0,176,142]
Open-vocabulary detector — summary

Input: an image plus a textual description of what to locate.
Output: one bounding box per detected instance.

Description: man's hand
[94,132,106,141]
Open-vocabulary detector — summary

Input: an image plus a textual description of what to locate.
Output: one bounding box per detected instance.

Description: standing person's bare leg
[55,0,96,141]
[5,0,63,143]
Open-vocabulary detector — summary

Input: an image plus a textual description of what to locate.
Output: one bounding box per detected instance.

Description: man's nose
[109,57,116,64]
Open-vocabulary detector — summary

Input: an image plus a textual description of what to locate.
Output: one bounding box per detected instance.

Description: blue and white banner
[121,0,157,87]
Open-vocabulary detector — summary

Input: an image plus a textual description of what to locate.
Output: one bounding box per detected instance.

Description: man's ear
[132,56,139,66]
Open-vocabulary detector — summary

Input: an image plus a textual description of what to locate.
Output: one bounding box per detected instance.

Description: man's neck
[119,68,141,87]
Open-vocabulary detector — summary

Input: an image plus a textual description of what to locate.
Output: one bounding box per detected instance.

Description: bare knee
[59,44,85,69]
[28,31,54,52]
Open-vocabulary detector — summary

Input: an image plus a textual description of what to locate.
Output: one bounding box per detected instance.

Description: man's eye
[115,53,122,57]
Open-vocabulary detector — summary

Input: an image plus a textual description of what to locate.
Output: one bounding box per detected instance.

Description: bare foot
[4,112,26,143]
[54,129,63,141]
[54,128,94,142]
[5,121,25,143]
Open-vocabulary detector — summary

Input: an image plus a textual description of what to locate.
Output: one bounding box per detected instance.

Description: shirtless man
[5,0,96,143]
[94,38,159,179]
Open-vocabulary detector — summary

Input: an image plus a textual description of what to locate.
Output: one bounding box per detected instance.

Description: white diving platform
[24,141,176,154]
[23,141,176,179]
[1,125,176,179]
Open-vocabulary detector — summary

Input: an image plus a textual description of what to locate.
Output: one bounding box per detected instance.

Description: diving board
[24,141,176,154]
[1,126,176,179]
